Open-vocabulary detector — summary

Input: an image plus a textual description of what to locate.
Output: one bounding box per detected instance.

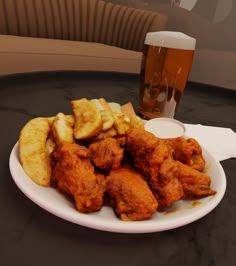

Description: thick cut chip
[19,117,52,186]
[130,116,144,130]
[109,102,122,113]
[99,98,112,112]
[46,137,56,153]
[90,99,104,110]
[93,126,117,140]
[48,114,74,127]
[100,109,114,131]
[91,99,114,131]
[52,113,74,145]
[71,98,102,140]
[113,113,130,135]
[65,114,74,126]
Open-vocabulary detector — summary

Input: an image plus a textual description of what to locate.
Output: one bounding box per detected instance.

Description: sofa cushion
[0,35,142,76]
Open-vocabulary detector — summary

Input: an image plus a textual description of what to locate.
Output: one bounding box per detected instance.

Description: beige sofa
[0,0,168,76]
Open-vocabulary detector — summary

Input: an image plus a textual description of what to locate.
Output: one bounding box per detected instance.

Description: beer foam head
[145,31,196,50]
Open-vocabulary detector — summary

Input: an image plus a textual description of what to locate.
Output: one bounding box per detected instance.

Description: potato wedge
[71,98,102,140]
[51,113,74,145]
[19,117,52,186]
[91,99,114,131]
[92,126,118,140]
[100,109,114,131]
[99,98,112,112]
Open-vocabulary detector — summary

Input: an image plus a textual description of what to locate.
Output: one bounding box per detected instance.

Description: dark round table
[0,71,235,266]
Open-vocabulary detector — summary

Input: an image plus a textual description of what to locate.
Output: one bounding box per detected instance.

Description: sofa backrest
[0,0,168,51]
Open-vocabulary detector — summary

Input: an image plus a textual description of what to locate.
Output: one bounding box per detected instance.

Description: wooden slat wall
[0,0,168,51]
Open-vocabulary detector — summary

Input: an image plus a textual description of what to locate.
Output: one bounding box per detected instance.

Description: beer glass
[138,31,196,119]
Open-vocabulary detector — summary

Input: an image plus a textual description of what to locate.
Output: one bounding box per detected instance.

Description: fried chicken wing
[106,166,158,221]
[51,142,105,213]
[126,129,183,210]
[88,137,124,171]
[165,137,205,171]
[152,157,184,211]
[177,161,216,199]
[126,128,215,211]
[126,128,169,181]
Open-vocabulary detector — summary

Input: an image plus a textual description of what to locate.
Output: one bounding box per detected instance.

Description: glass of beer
[138,31,196,119]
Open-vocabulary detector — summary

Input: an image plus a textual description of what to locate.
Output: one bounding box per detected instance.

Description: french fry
[121,101,144,130]
[113,113,130,135]
[130,116,145,130]
[93,126,118,140]
[99,98,112,112]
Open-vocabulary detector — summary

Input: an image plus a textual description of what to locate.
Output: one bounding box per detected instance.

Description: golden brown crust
[51,113,74,145]
[71,98,103,140]
[19,117,52,186]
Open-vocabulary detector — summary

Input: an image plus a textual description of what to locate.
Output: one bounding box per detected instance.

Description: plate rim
[9,142,227,234]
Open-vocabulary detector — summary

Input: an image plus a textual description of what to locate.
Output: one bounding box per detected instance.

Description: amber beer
[138,31,196,119]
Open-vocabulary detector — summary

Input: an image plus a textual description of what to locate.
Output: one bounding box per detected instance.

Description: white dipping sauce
[144,118,185,139]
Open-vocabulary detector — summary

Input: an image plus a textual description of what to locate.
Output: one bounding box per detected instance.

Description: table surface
[0,71,235,266]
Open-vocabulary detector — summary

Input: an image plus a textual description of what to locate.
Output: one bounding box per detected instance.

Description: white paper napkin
[184,124,236,161]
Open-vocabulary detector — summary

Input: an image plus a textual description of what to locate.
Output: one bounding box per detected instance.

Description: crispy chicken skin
[152,157,184,211]
[126,129,183,210]
[126,128,215,210]
[126,128,169,181]
[88,137,124,171]
[165,137,205,171]
[176,161,216,199]
[106,166,158,221]
[51,142,105,213]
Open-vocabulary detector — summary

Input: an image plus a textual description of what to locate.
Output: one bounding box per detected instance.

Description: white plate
[9,142,226,234]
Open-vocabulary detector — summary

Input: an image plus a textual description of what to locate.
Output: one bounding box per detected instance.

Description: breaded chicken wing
[126,129,183,210]
[106,166,158,221]
[152,157,184,211]
[88,137,124,171]
[165,137,205,171]
[126,128,215,211]
[177,161,216,199]
[51,142,105,213]
[126,128,169,181]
